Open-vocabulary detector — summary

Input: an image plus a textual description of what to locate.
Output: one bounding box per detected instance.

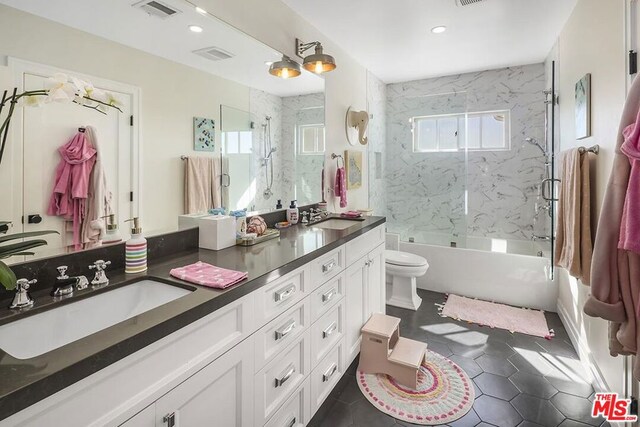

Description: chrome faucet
[89,260,111,287]
[309,208,328,222]
[9,278,36,309]
[52,266,89,297]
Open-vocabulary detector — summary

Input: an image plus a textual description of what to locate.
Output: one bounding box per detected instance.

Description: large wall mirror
[0,0,325,262]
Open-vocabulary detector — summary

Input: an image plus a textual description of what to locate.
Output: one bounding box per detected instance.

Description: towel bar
[578,144,599,155]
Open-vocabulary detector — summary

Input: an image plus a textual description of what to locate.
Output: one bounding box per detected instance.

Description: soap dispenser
[286,200,299,224]
[125,217,147,274]
[101,214,122,245]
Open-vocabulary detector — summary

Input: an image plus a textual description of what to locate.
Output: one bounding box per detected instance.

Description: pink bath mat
[440,294,553,339]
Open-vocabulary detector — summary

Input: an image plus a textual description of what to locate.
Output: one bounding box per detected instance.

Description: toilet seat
[385,250,428,267]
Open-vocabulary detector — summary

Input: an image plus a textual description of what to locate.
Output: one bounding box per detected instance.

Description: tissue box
[178,212,210,230]
[199,215,236,250]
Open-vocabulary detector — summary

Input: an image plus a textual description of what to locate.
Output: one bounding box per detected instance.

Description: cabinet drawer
[255,265,310,326]
[255,330,311,426]
[264,378,310,427]
[310,338,345,415]
[310,272,345,323]
[255,297,311,372]
[346,225,385,265]
[310,245,345,289]
[311,300,345,369]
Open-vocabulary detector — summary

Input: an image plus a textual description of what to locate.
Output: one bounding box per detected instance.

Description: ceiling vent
[193,47,235,62]
[133,0,181,19]
[456,0,485,6]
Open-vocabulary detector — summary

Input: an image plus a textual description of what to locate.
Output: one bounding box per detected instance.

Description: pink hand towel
[619,109,640,254]
[170,261,247,289]
[335,167,347,208]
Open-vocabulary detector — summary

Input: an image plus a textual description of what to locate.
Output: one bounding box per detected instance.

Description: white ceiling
[0,0,324,97]
[283,0,577,83]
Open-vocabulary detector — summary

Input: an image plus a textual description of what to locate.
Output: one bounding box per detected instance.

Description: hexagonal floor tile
[476,354,517,377]
[551,392,603,426]
[427,340,453,357]
[518,422,545,427]
[545,375,593,398]
[350,399,397,427]
[558,419,593,427]
[474,372,520,401]
[447,408,480,427]
[474,395,523,427]
[448,354,483,378]
[508,351,554,376]
[509,371,558,399]
[511,394,565,426]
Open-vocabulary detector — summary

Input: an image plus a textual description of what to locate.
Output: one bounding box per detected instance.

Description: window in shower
[222,130,253,154]
[412,110,511,152]
[298,124,325,155]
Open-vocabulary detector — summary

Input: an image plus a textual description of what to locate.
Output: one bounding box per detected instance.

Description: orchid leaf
[0,240,48,259]
[0,230,58,244]
[0,260,16,290]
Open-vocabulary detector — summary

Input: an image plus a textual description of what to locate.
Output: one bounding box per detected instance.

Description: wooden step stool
[358,313,428,389]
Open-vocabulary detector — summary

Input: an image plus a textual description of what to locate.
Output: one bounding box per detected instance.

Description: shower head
[525,137,546,155]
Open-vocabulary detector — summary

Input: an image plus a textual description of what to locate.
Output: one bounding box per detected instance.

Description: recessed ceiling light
[195,6,207,14]
[189,25,203,33]
[431,26,447,34]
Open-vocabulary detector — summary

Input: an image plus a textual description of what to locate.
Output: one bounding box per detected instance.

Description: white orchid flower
[22,95,46,108]
[104,91,122,107]
[45,73,75,103]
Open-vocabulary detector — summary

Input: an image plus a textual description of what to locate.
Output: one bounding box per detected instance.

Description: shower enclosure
[379,64,555,261]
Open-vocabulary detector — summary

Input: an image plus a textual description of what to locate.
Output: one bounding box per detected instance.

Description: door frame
[9,57,142,235]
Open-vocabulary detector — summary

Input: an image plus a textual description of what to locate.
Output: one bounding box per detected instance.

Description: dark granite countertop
[0,216,385,421]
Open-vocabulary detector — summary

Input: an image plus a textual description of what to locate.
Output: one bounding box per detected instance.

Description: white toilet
[385,250,429,311]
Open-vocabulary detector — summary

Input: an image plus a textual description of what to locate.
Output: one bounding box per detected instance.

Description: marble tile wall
[250,89,284,211]
[386,64,548,241]
[249,90,325,211]
[367,71,387,216]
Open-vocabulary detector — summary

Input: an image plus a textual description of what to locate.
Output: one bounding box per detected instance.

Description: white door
[345,256,368,365]
[8,58,139,256]
[21,74,132,251]
[154,337,254,427]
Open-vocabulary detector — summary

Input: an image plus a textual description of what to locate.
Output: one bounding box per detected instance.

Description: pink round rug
[357,350,475,425]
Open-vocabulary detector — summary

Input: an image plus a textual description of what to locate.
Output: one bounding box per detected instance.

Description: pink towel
[335,167,347,208]
[340,211,362,219]
[170,261,247,289]
[619,109,640,254]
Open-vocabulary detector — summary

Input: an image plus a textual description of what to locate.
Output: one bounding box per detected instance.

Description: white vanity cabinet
[3,224,385,427]
[344,229,386,365]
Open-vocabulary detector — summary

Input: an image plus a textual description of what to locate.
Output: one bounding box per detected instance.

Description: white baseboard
[556,300,611,393]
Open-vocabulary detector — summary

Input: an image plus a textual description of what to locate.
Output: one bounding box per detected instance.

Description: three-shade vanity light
[269,38,337,79]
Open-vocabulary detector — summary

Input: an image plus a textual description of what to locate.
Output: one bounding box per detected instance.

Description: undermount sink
[0,280,192,359]
[311,219,361,230]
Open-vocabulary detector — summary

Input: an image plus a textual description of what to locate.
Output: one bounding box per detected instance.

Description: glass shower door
[385,91,469,248]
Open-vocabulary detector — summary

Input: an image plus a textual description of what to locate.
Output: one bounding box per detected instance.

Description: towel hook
[331,153,344,167]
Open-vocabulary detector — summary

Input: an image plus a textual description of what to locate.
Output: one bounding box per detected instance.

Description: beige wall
[198,0,370,210]
[554,0,627,394]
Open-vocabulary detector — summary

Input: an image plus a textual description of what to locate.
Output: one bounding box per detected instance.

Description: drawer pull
[274,284,296,303]
[322,321,337,339]
[275,364,296,388]
[163,412,176,427]
[321,288,336,303]
[285,416,296,427]
[322,259,336,273]
[275,319,296,340]
[322,363,338,382]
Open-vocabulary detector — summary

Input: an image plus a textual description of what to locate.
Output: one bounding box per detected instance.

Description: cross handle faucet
[89,260,111,287]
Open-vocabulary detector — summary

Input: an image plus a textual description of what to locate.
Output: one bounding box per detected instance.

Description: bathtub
[386,233,558,312]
